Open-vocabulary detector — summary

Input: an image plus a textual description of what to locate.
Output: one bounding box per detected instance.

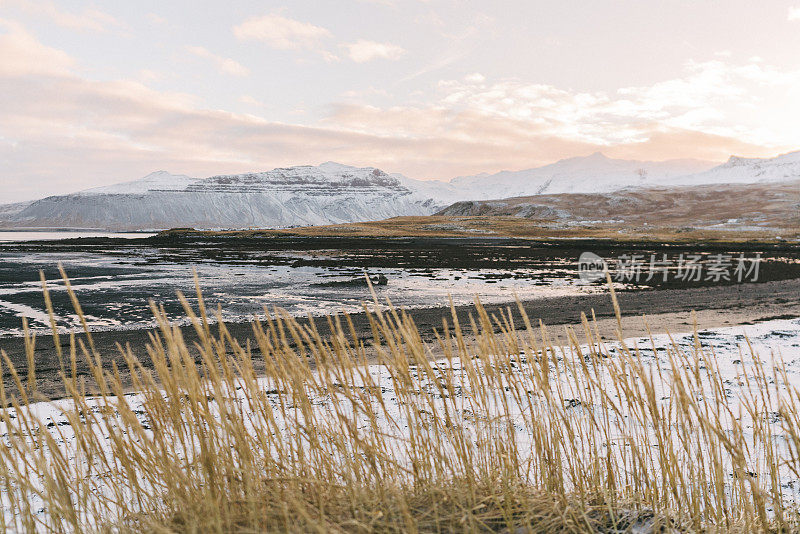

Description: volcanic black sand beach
[1,234,799,399]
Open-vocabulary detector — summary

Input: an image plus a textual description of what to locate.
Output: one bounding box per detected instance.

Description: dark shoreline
[1,234,799,399]
[8,232,800,251]
[4,234,800,289]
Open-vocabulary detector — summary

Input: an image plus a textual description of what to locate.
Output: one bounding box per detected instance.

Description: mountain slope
[437,179,800,232]
[2,150,800,231]
[77,171,200,195]
[668,150,800,187]
[450,150,800,200]
[4,164,452,231]
[0,201,34,219]
[451,153,716,199]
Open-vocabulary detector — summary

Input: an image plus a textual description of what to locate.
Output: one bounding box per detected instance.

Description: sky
[2,0,800,202]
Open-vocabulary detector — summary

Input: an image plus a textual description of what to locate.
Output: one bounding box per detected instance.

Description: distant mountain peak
[723,155,758,167]
[79,171,199,195]
[554,152,612,166]
[4,149,799,231]
[317,161,357,170]
[6,163,452,230]
[722,150,800,168]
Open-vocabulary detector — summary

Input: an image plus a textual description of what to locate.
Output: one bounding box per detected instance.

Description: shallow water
[0,246,604,336]
[3,235,798,338]
[0,231,155,242]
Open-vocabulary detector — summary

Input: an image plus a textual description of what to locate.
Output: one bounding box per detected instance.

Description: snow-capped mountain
[3,163,454,231]
[667,150,800,187]
[0,200,33,219]
[2,150,799,231]
[450,150,800,200]
[77,171,200,195]
[451,152,715,199]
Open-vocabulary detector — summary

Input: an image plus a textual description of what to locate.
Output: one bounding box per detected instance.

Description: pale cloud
[239,95,265,107]
[0,20,795,203]
[233,13,331,50]
[340,87,390,101]
[412,58,800,148]
[232,14,401,63]
[186,46,250,77]
[137,69,162,83]
[357,0,397,7]
[0,22,425,199]
[3,0,121,32]
[0,19,74,76]
[343,39,406,62]
[147,13,166,25]
[788,6,800,20]
[324,57,800,171]
[319,50,341,63]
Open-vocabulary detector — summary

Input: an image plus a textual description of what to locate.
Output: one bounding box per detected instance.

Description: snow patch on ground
[2,315,800,528]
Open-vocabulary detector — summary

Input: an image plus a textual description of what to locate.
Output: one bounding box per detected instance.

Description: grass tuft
[0,270,798,532]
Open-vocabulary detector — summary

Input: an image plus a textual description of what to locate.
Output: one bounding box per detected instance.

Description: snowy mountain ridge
[78,171,200,195]
[2,150,800,231]
[3,163,445,231]
[450,152,715,199]
[666,150,800,187]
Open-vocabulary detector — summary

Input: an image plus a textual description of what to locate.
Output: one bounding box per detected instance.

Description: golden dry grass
[0,272,799,532]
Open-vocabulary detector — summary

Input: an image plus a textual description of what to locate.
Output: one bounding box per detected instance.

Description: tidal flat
[0,234,799,398]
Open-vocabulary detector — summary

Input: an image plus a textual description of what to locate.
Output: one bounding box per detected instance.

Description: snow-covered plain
[3,314,800,529]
